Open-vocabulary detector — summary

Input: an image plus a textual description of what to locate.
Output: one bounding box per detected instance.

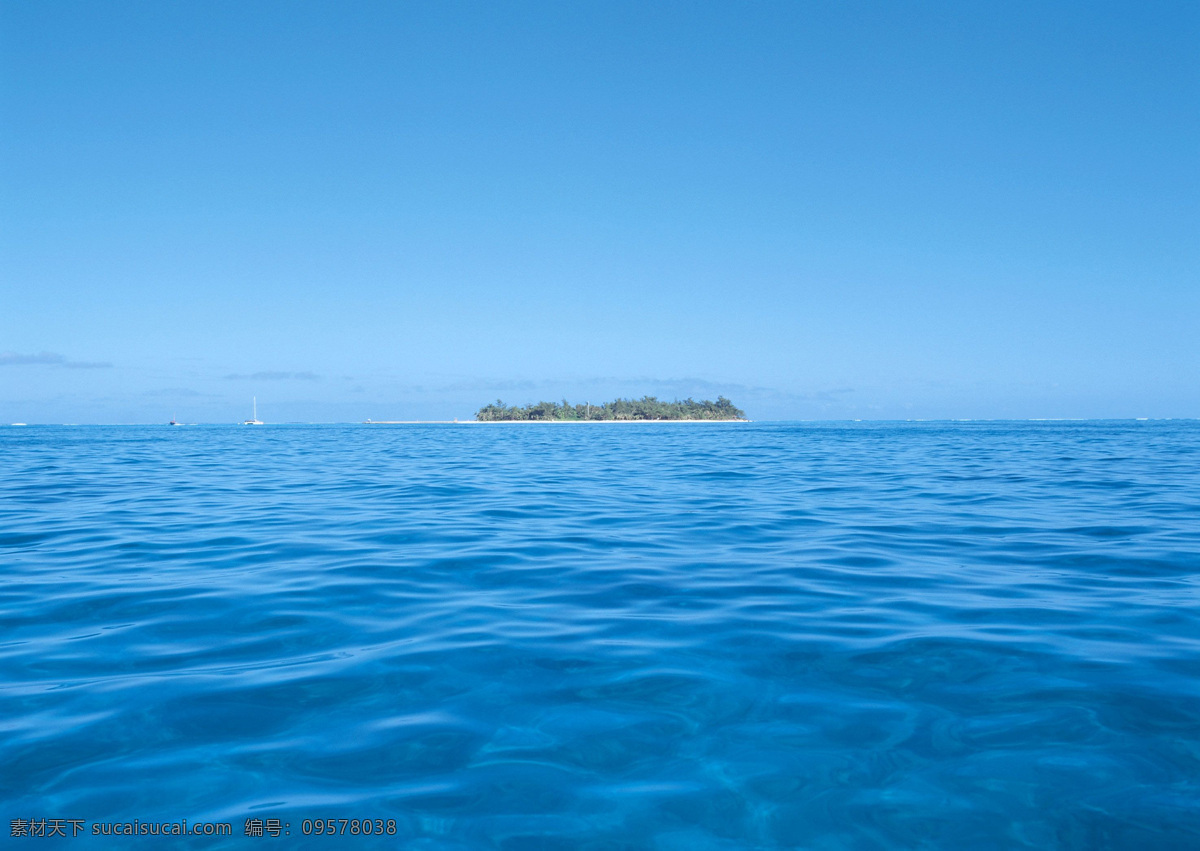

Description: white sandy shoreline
[363,419,751,424]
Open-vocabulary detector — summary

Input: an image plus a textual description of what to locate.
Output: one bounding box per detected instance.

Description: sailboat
[243,397,264,425]
[169,413,182,426]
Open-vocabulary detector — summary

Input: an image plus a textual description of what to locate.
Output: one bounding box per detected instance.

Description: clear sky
[2,1,1197,422]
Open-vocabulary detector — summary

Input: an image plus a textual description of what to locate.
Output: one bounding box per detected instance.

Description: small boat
[169,413,182,426]
[243,397,264,425]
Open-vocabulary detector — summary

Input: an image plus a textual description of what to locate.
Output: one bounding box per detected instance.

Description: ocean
[3,421,1198,848]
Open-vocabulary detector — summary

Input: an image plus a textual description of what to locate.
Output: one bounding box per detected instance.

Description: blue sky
[2,1,1196,422]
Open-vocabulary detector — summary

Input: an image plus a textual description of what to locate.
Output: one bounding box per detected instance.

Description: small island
[476,396,747,421]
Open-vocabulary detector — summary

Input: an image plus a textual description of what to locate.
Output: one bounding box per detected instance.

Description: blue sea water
[2,421,1198,849]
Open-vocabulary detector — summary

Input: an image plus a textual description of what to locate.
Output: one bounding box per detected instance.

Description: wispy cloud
[223,371,320,381]
[143,387,213,398]
[437,376,780,401]
[793,386,856,403]
[0,351,112,369]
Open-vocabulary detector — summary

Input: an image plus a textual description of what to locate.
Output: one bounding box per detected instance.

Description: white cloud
[0,351,112,369]
[223,371,320,381]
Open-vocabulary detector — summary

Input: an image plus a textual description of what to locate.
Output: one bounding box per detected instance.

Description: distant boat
[169,413,182,426]
[243,397,264,425]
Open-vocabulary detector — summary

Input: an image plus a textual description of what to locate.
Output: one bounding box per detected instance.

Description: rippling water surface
[3,422,1198,848]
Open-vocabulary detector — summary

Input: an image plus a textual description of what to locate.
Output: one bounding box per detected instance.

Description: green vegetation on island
[476,396,746,421]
